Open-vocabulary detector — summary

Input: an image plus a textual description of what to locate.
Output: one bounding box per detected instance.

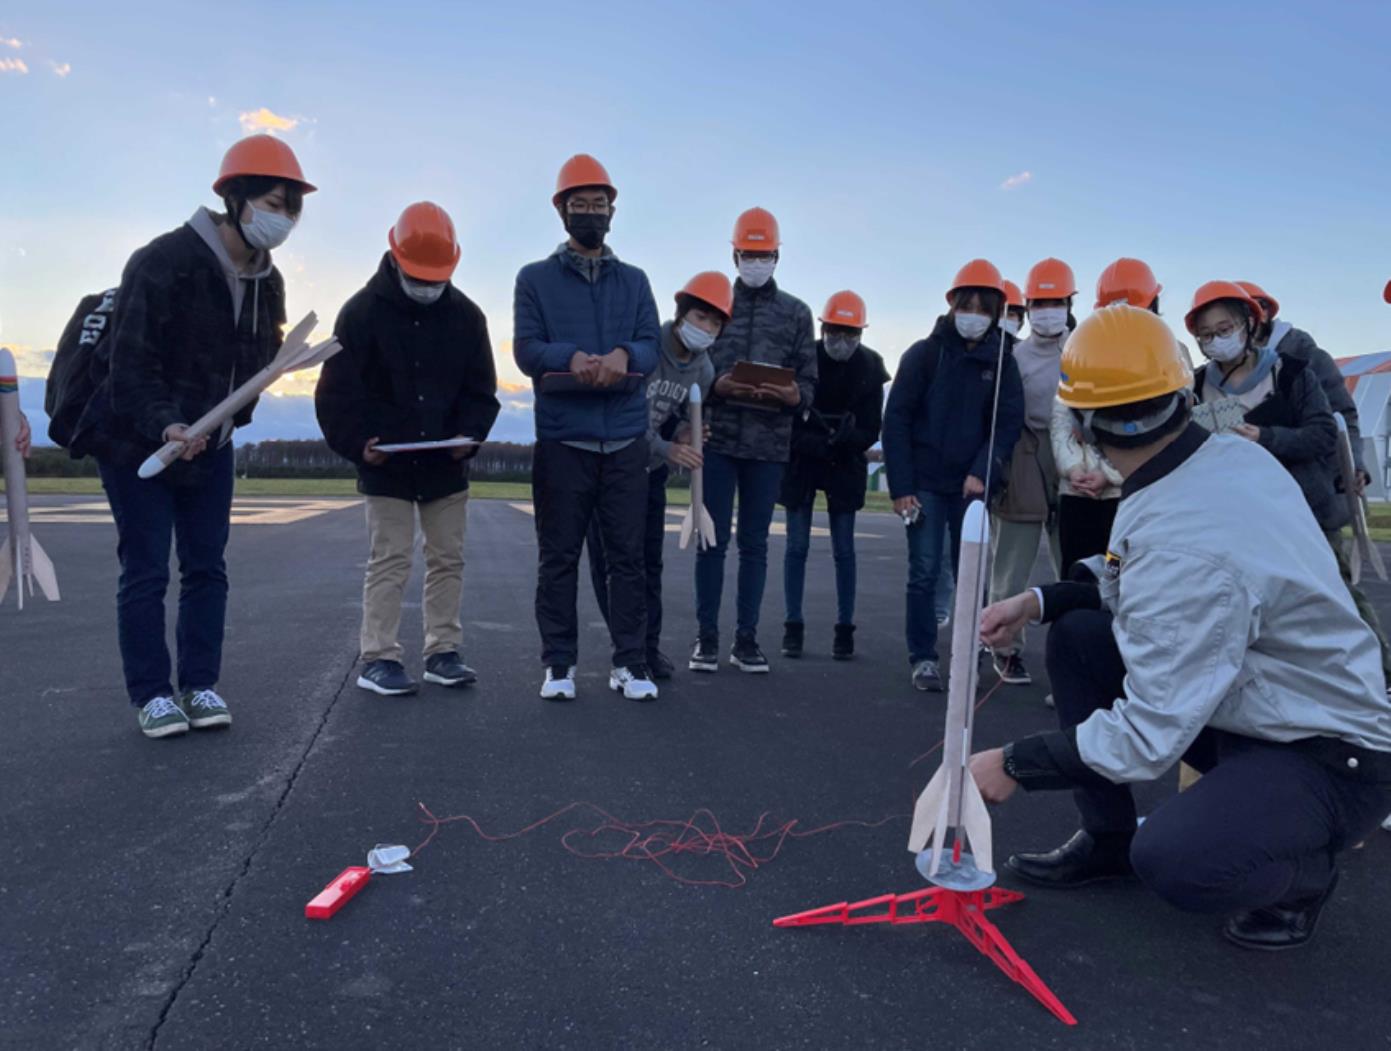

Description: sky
[3,0,1390,445]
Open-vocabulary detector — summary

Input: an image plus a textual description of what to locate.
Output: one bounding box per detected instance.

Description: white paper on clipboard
[374,438,480,454]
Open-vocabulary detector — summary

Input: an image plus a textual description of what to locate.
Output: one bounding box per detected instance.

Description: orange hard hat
[1236,281,1279,320]
[676,271,734,319]
[945,259,1005,304]
[732,207,781,251]
[1185,280,1263,334]
[819,290,868,329]
[213,134,316,195]
[1025,257,1077,300]
[1058,305,1191,410]
[1095,257,1161,309]
[1002,280,1025,309]
[552,154,616,208]
[388,201,461,283]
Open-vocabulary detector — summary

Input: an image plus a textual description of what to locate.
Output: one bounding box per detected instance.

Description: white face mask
[240,206,296,251]
[954,312,992,341]
[1202,331,1247,363]
[1002,317,1022,337]
[737,257,776,288]
[677,318,716,352]
[823,333,860,362]
[399,273,447,305]
[1028,305,1068,337]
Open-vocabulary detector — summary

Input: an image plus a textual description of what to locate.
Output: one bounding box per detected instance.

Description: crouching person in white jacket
[971,306,1391,951]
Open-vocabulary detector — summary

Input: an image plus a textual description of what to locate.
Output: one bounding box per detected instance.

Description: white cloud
[0,56,28,74]
[0,36,21,49]
[238,107,300,135]
[1000,170,1033,191]
[48,60,70,77]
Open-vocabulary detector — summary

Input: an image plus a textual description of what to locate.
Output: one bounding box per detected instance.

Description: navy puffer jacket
[512,247,659,443]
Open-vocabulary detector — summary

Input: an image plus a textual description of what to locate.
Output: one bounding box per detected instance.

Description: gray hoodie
[646,321,714,472]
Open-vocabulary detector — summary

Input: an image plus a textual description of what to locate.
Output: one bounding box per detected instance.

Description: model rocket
[678,384,717,551]
[907,500,994,891]
[0,348,59,609]
[138,313,342,479]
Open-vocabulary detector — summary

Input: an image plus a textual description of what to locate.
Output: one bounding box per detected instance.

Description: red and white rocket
[0,347,60,609]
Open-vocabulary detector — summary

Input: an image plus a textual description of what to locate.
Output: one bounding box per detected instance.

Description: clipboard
[539,372,644,395]
[729,361,795,389]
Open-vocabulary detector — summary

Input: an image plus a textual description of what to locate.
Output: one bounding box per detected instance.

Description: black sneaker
[689,635,719,673]
[357,659,418,696]
[424,652,477,687]
[832,623,855,660]
[993,653,1031,685]
[647,649,675,680]
[781,621,804,658]
[730,633,770,673]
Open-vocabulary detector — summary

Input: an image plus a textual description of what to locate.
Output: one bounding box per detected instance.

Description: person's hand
[893,495,921,517]
[980,591,1040,650]
[450,437,479,461]
[568,351,601,386]
[1070,468,1106,498]
[713,373,757,400]
[666,442,703,470]
[592,347,630,389]
[1354,468,1371,496]
[163,424,208,461]
[969,748,1018,804]
[363,436,388,465]
[760,380,800,407]
[963,474,985,498]
[15,411,31,458]
[1233,423,1261,443]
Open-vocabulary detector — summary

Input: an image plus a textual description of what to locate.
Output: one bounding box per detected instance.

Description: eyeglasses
[565,199,611,215]
[1195,319,1243,344]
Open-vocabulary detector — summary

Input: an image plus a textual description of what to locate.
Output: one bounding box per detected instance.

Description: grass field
[7,475,899,513]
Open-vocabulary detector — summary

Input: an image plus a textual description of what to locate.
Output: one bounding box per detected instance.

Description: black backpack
[45,287,116,453]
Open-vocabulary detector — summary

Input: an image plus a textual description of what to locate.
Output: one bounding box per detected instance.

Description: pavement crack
[145,652,359,1050]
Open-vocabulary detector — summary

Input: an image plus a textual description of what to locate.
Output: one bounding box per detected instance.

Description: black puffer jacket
[779,342,890,513]
[706,277,817,463]
[1194,354,1343,530]
[81,223,285,483]
[316,253,500,503]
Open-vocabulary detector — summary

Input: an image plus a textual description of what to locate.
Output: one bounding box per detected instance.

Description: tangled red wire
[403,678,1007,890]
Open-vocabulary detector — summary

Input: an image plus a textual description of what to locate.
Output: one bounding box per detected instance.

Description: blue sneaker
[357,660,418,696]
[424,652,477,688]
[138,696,189,739]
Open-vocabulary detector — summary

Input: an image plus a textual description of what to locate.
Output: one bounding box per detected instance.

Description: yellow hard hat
[1057,304,1191,410]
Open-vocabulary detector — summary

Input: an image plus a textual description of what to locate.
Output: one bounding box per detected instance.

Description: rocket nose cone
[0,346,17,376]
[688,384,702,405]
[961,499,989,546]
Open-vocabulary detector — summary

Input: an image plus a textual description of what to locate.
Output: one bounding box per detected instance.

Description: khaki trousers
[361,491,469,663]
[988,516,1061,656]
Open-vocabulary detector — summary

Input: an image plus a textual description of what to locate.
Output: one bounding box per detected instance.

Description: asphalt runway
[3,494,1390,1049]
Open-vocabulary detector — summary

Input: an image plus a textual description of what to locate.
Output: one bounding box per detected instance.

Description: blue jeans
[904,490,968,665]
[98,443,235,706]
[783,503,857,626]
[934,523,955,621]
[695,449,783,638]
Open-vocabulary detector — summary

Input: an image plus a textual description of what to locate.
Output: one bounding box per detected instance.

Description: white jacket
[1050,396,1123,500]
[1074,427,1391,784]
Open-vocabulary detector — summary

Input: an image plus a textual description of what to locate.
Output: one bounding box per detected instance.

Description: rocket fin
[907,766,947,854]
[678,508,694,550]
[699,507,717,549]
[961,771,994,874]
[28,534,59,602]
[0,537,11,604]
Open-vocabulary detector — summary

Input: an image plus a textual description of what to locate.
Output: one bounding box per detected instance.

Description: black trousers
[532,439,648,668]
[1057,494,1119,577]
[586,465,668,655]
[1046,609,1391,912]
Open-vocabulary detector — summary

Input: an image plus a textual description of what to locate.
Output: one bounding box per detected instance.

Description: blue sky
[3,0,1389,444]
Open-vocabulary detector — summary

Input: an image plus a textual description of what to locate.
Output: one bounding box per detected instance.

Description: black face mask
[565,212,610,250]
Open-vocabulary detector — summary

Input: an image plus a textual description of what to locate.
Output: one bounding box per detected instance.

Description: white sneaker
[540,665,577,701]
[609,665,659,702]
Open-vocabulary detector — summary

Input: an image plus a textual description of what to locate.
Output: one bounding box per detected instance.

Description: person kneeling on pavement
[969,305,1391,951]
[316,201,499,696]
